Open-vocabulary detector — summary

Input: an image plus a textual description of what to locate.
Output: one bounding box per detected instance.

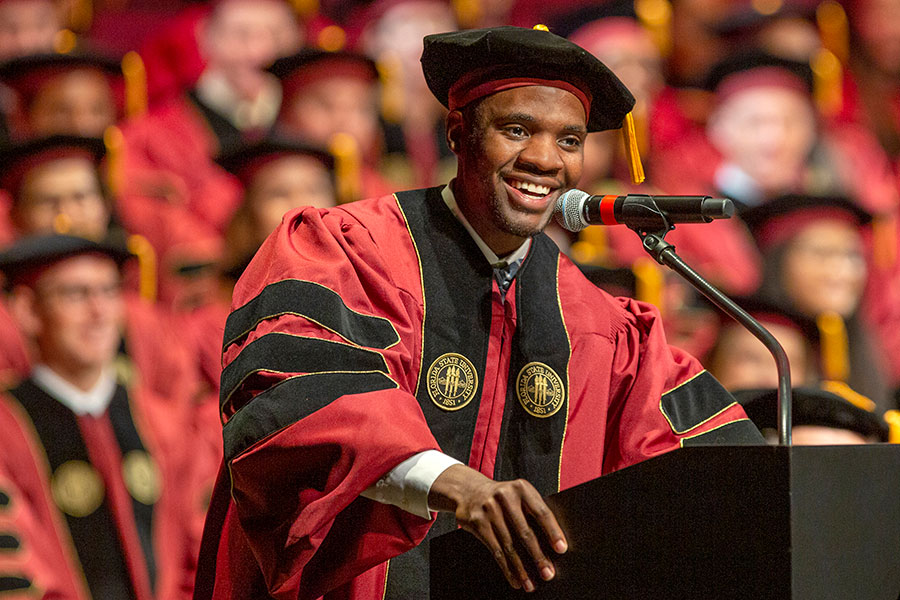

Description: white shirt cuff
[360,450,462,520]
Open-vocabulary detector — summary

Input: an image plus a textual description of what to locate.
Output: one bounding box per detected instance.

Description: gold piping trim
[223,332,391,407]
[381,560,390,600]
[394,195,427,397]
[678,418,752,448]
[660,369,706,396]
[227,278,401,351]
[555,256,572,493]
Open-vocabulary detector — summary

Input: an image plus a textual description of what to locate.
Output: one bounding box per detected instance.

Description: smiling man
[194,26,762,600]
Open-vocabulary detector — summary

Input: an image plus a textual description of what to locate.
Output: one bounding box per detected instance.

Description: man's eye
[560,137,582,148]
[505,125,527,137]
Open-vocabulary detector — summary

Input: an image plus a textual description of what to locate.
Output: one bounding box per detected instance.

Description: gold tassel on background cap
[103,125,125,199]
[453,0,481,29]
[622,112,646,185]
[811,48,843,118]
[633,257,665,314]
[817,311,850,382]
[122,52,148,119]
[884,410,900,443]
[329,133,361,205]
[816,0,849,65]
[570,226,609,266]
[377,51,404,125]
[289,0,318,19]
[54,29,78,54]
[316,25,346,52]
[127,234,157,303]
[635,0,672,57]
[821,380,876,412]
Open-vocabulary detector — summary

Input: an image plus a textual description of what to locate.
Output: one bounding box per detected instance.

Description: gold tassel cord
[103,125,125,199]
[811,48,843,118]
[635,0,672,57]
[122,52,148,119]
[622,112,646,185]
[816,0,849,65]
[817,311,850,382]
[329,133,361,205]
[820,380,876,412]
[127,234,157,304]
[884,410,900,443]
[376,51,404,125]
[453,0,482,29]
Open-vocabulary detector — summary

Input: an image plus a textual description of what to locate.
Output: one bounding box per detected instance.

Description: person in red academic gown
[0,234,196,600]
[194,26,762,600]
[117,0,302,250]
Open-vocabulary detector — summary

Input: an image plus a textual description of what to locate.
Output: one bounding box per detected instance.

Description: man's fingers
[485,500,534,591]
[469,519,520,590]
[498,484,555,582]
[521,483,568,554]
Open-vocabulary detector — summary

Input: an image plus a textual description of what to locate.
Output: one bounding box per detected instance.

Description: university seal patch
[427,353,477,411]
[51,460,104,518]
[516,362,565,418]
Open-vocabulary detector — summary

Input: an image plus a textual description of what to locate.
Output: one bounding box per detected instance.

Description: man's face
[16,157,110,240]
[282,77,380,159]
[201,0,301,99]
[709,321,810,391]
[0,0,59,61]
[29,254,123,373]
[247,154,335,242]
[28,69,117,137]
[452,85,587,255]
[708,86,817,194]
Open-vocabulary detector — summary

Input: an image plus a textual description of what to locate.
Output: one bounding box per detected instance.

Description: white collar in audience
[195,69,282,132]
[32,364,118,417]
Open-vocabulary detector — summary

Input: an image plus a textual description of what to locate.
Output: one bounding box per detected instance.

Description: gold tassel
[811,48,843,118]
[289,0,318,19]
[329,132,361,204]
[127,234,157,303]
[376,51,404,125]
[622,112,646,185]
[816,0,849,65]
[121,51,148,119]
[316,25,346,52]
[817,311,850,382]
[453,0,482,29]
[103,125,125,199]
[821,380,876,412]
[635,0,672,57]
[53,29,78,54]
[532,24,550,32]
[884,410,900,443]
[68,0,92,33]
[633,257,664,314]
[872,215,897,270]
[570,226,609,266]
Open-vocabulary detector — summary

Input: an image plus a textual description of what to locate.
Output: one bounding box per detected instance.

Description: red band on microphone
[599,195,619,225]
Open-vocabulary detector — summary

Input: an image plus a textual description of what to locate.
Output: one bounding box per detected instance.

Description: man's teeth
[509,180,551,196]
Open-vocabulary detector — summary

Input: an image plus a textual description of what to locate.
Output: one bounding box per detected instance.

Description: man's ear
[7,286,42,339]
[446,110,464,155]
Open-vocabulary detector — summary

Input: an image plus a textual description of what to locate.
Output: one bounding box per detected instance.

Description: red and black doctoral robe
[0,377,195,600]
[194,186,762,600]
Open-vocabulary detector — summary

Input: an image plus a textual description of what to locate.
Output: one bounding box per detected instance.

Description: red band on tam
[716,67,810,104]
[599,195,618,225]
[448,72,591,118]
[756,207,866,250]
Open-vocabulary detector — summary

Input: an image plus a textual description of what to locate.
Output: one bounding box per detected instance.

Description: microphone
[554,189,734,232]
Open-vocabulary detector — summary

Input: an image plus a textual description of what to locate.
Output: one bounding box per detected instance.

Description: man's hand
[428,464,568,592]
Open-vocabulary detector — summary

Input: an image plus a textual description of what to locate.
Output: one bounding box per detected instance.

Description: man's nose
[516,133,564,175]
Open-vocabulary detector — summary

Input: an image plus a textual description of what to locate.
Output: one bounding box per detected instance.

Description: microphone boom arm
[635,221,793,446]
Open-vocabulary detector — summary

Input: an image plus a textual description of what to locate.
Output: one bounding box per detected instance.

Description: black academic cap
[740,194,872,251]
[733,386,889,442]
[704,49,815,95]
[0,135,106,196]
[0,52,123,104]
[421,26,635,132]
[216,137,335,186]
[548,0,642,39]
[267,49,378,100]
[0,233,132,287]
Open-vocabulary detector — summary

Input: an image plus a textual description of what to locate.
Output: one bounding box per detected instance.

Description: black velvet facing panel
[493,234,569,496]
[223,371,397,461]
[222,279,401,351]
[680,419,764,446]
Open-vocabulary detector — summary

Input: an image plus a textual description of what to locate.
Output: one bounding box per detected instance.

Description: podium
[430,445,900,599]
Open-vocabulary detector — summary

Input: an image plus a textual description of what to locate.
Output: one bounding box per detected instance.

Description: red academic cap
[740,194,872,251]
[0,52,125,113]
[216,136,335,187]
[0,134,106,197]
[267,48,378,104]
